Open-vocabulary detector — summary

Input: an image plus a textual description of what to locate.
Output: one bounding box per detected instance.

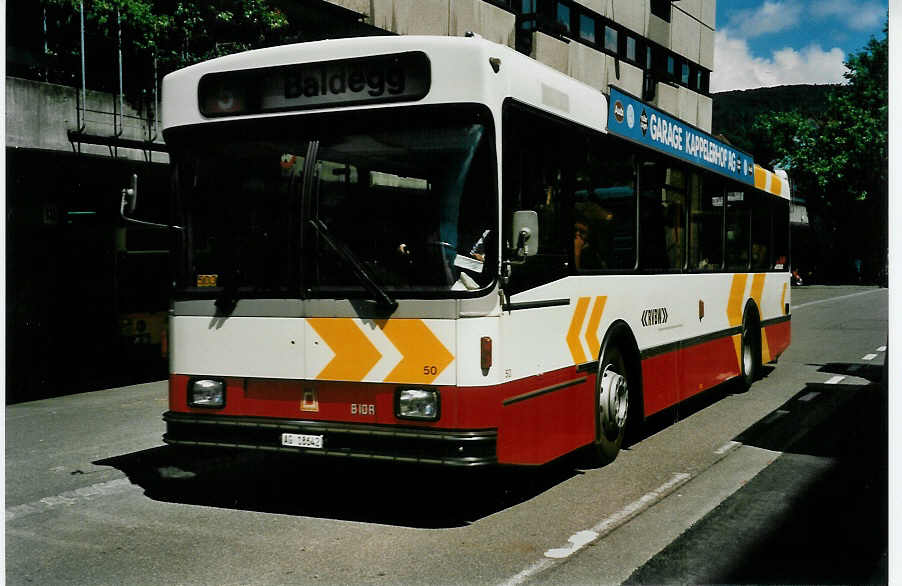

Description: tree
[751,24,888,282]
[38,0,291,96]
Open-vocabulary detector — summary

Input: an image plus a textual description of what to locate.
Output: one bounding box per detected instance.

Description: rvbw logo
[641,307,669,327]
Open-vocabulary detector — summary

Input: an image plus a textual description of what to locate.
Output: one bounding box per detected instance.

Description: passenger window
[750,191,771,270]
[689,174,724,271]
[640,161,686,271]
[771,197,789,270]
[725,191,750,271]
[572,136,636,271]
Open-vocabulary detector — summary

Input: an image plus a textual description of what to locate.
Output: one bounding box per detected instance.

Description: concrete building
[317,0,716,131]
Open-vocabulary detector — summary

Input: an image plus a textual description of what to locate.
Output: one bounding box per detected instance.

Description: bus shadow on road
[808,361,884,382]
[718,379,886,582]
[94,446,585,528]
[627,378,887,585]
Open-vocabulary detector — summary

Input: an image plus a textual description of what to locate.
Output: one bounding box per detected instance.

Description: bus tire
[739,302,761,390]
[592,336,633,465]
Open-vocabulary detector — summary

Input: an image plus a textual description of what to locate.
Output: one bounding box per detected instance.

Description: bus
[150,34,790,467]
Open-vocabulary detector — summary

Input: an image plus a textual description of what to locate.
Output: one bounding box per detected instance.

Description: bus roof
[161,35,789,201]
[162,35,608,135]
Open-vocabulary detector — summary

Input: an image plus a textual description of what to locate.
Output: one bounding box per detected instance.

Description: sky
[711,0,888,92]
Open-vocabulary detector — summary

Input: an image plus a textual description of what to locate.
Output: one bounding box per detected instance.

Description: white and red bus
[154,35,790,467]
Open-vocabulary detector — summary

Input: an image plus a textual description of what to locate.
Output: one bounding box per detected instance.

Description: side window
[503,104,572,292]
[572,136,636,271]
[725,191,750,271]
[750,190,771,270]
[771,197,789,270]
[689,173,724,271]
[640,160,686,271]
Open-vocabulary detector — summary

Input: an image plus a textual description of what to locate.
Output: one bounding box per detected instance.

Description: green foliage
[747,25,888,281]
[40,0,290,93]
[711,85,836,159]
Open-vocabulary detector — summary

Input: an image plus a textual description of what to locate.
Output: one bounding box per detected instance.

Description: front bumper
[163,412,497,467]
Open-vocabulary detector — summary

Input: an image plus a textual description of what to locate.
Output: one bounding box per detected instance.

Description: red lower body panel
[169,319,790,466]
[763,320,791,362]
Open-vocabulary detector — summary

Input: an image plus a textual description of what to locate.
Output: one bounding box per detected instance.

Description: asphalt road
[5,285,888,585]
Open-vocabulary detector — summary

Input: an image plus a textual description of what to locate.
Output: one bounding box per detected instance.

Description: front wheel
[592,344,631,465]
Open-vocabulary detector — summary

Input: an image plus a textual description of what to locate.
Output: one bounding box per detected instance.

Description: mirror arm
[120,213,184,232]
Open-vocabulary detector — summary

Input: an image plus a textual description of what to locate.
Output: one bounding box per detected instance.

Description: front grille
[163,412,497,467]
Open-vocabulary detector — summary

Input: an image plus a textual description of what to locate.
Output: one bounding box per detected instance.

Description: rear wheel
[592,343,630,465]
[739,304,761,390]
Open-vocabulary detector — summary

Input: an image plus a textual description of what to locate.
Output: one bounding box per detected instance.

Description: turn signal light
[481,336,492,371]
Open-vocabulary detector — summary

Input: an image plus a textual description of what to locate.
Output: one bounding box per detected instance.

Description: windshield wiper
[308,218,398,312]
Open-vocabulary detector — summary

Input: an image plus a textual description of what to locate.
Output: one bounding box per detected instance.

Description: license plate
[281,433,323,449]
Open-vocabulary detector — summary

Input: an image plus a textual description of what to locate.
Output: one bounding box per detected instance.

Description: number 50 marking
[423,365,438,376]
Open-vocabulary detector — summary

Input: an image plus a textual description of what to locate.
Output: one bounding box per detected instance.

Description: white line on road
[799,392,821,402]
[825,375,846,385]
[500,473,691,586]
[877,346,887,352]
[792,288,884,310]
[6,477,137,521]
[715,441,740,455]
[862,353,878,361]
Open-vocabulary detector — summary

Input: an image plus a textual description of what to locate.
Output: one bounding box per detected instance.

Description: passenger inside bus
[573,201,612,270]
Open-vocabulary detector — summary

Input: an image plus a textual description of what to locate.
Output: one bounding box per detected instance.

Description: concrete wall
[328,0,516,47]
[323,0,715,130]
[6,77,167,162]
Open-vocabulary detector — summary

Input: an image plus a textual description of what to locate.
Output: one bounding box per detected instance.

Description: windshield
[169,105,497,302]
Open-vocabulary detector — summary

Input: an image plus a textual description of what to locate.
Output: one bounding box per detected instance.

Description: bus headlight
[189,378,225,408]
[395,389,440,421]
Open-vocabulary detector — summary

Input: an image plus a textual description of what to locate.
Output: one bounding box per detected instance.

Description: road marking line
[877,346,887,352]
[500,473,691,585]
[6,478,136,521]
[825,375,846,385]
[501,559,555,586]
[792,288,884,310]
[545,530,600,559]
[862,353,878,361]
[799,392,820,402]
[715,441,740,455]
[763,410,789,425]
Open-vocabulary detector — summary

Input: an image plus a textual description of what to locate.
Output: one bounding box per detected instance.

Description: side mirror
[120,173,184,231]
[121,174,138,215]
[511,210,539,258]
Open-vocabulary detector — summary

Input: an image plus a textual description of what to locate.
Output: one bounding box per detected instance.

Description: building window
[604,25,618,54]
[626,36,637,62]
[579,14,595,43]
[681,62,690,85]
[650,0,671,23]
[698,70,709,94]
[556,2,570,32]
[667,55,676,77]
[646,46,654,70]
[521,0,536,12]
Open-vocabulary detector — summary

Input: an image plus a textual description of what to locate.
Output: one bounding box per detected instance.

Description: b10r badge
[351,403,375,416]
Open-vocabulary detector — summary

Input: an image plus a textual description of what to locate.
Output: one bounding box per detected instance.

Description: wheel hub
[599,365,628,436]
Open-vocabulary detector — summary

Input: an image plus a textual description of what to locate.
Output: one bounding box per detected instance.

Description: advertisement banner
[607,87,755,186]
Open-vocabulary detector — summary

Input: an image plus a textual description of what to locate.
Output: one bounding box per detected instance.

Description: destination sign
[199,52,431,117]
[607,87,754,185]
